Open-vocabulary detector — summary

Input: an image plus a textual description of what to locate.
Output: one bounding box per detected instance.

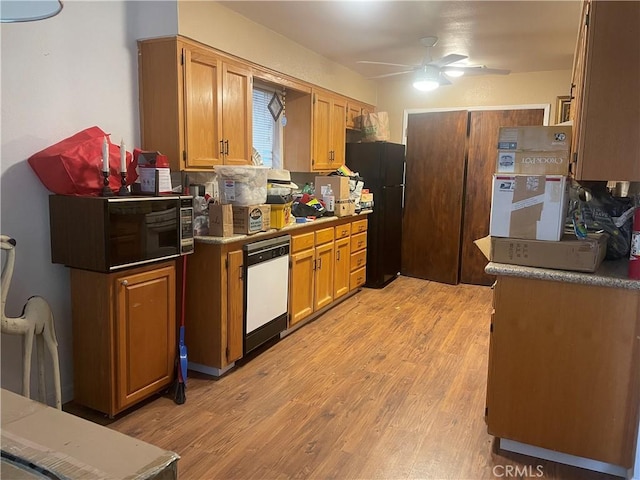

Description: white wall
[0,0,178,403]
[376,69,573,143]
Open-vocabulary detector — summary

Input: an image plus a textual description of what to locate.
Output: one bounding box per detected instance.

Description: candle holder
[118,172,130,196]
[101,170,113,197]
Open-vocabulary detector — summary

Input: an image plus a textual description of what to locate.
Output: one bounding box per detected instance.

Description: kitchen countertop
[195,209,372,245]
[486,259,640,291]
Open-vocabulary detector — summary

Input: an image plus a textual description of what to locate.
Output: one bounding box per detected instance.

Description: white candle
[120,139,126,173]
[102,136,109,172]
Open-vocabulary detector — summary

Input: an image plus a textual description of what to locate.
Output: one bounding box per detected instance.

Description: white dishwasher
[243,235,290,354]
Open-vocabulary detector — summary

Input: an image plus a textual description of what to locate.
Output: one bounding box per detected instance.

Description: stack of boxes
[486,126,607,272]
[315,175,355,216]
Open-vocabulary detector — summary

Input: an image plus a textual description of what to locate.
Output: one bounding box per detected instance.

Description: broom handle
[181,255,187,328]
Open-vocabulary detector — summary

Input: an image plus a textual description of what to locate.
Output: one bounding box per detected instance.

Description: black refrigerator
[346,142,405,288]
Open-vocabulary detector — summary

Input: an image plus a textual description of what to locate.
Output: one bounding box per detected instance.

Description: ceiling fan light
[443,68,464,77]
[413,79,440,91]
[413,65,440,91]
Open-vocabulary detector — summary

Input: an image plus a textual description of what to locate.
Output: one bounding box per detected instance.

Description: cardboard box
[270,202,292,229]
[474,233,608,273]
[315,176,350,200]
[496,126,572,175]
[489,174,569,241]
[1,388,179,480]
[232,204,270,234]
[209,203,233,237]
[335,199,356,217]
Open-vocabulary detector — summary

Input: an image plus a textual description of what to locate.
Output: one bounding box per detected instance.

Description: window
[252,83,283,169]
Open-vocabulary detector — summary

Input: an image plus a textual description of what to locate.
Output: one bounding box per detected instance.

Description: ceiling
[219,1,583,81]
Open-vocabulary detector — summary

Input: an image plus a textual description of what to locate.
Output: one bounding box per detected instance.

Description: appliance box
[489,233,608,272]
[496,126,572,175]
[334,199,356,217]
[314,176,350,200]
[232,204,271,234]
[489,175,569,241]
[1,389,179,480]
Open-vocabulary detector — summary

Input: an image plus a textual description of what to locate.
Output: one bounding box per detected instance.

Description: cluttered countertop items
[479,125,640,282]
[195,164,374,241]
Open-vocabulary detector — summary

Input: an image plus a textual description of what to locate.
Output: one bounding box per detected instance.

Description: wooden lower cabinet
[290,246,315,326]
[186,215,370,374]
[349,227,367,291]
[70,261,176,417]
[185,243,244,374]
[486,275,640,468]
[334,236,351,299]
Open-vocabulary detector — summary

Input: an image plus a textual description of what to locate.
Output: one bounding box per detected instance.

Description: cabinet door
[487,276,640,468]
[226,250,244,363]
[346,102,362,130]
[334,237,350,300]
[313,92,333,171]
[222,63,253,165]
[314,242,334,310]
[573,0,640,181]
[290,248,315,326]
[115,264,176,411]
[330,97,347,166]
[183,46,223,169]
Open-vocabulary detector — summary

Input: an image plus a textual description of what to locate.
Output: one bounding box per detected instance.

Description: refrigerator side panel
[382,143,406,187]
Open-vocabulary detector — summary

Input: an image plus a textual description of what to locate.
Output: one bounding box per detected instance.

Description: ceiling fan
[357,36,510,91]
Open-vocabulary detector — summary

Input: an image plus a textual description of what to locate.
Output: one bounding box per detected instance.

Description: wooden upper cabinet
[221,63,252,165]
[184,46,223,168]
[138,37,252,171]
[571,0,640,181]
[313,90,347,171]
[346,102,362,130]
[313,91,333,171]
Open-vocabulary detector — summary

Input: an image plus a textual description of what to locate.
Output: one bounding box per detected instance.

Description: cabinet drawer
[350,232,367,252]
[350,267,366,290]
[352,218,368,234]
[292,232,315,253]
[350,249,367,272]
[315,227,334,246]
[334,223,351,240]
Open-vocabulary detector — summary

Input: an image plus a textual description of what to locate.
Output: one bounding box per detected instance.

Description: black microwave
[49,195,193,272]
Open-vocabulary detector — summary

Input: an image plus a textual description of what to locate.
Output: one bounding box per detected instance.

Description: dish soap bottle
[324,184,335,216]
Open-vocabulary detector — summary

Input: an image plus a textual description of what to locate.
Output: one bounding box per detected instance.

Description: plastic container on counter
[215,165,268,206]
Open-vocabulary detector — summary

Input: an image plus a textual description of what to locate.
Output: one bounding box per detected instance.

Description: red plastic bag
[28,126,132,196]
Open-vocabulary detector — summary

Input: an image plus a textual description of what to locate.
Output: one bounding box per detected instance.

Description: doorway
[401,106,546,285]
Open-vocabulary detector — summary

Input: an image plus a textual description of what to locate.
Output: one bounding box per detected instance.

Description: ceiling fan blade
[457,66,511,76]
[369,70,415,79]
[438,75,452,85]
[357,60,417,68]
[430,53,468,68]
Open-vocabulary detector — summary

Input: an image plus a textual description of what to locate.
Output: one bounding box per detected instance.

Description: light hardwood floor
[71,276,620,479]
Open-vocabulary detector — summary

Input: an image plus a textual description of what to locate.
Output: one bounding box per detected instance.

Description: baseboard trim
[187,362,235,378]
[499,438,629,479]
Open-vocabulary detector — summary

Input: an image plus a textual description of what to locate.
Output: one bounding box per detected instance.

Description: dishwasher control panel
[244,236,291,267]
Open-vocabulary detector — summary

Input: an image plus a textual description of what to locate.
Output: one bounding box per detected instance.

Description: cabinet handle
[219,140,225,156]
[313,259,317,271]
[121,280,128,286]
[318,258,322,270]
[224,140,229,155]
[337,250,340,261]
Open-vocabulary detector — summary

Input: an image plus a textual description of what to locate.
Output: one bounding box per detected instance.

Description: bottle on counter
[323,184,335,216]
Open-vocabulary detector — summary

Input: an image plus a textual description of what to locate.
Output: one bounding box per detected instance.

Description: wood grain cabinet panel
[486,275,640,468]
[138,36,252,171]
[334,237,351,300]
[71,261,176,417]
[571,0,640,181]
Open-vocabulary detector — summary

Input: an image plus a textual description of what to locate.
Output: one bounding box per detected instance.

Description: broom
[174,255,188,404]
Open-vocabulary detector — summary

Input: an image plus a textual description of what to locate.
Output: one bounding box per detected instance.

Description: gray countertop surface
[486,259,640,291]
[195,210,372,245]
